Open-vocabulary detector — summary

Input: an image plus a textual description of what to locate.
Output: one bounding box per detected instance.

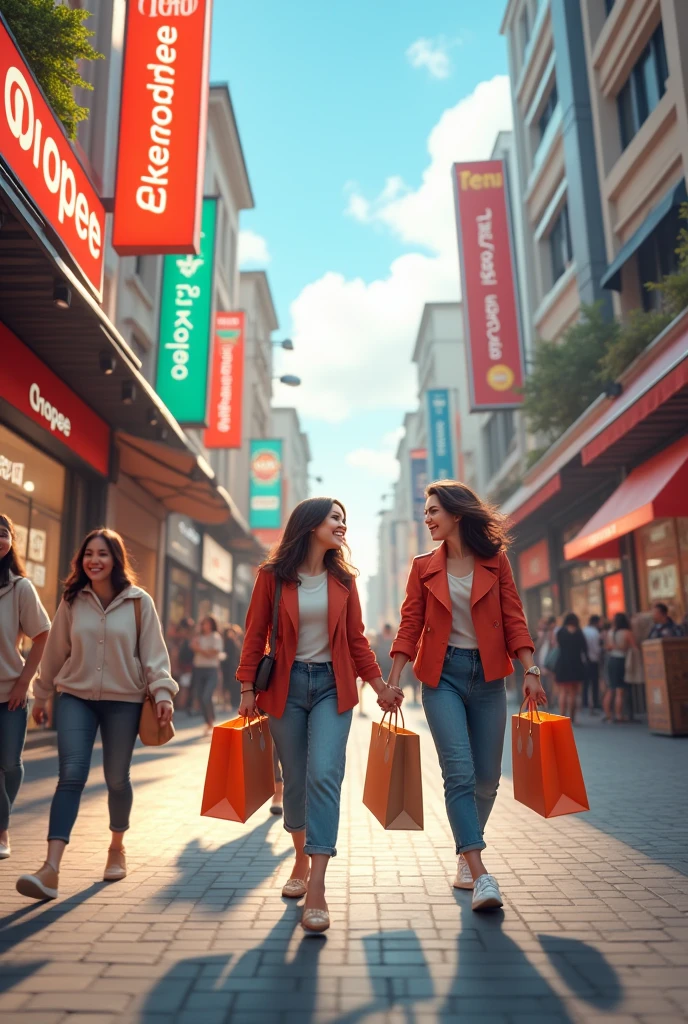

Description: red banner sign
[0,324,111,475]
[112,0,213,256]
[204,312,245,449]
[603,573,626,618]
[0,16,105,298]
[453,160,525,410]
[518,538,550,591]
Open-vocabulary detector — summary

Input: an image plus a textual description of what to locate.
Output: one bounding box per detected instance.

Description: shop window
[538,80,558,140]
[635,517,686,623]
[617,24,668,151]
[549,202,573,286]
[637,205,681,311]
[482,410,516,480]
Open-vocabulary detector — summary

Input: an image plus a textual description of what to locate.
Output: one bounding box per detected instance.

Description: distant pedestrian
[221,624,243,711]
[191,616,223,734]
[648,602,684,639]
[582,614,602,711]
[0,514,50,860]
[16,528,176,901]
[604,612,636,723]
[536,615,558,703]
[175,617,195,712]
[554,613,588,722]
[387,480,546,913]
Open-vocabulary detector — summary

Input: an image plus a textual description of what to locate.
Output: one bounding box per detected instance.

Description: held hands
[7,679,30,711]
[239,688,257,718]
[32,698,50,726]
[156,700,174,727]
[375,679,404,712]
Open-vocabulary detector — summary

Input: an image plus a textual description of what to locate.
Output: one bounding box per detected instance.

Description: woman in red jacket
[238,497,401,933]
[387,481,546,912]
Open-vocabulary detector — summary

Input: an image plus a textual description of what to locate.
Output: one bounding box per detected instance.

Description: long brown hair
[0,514,26,587]
[63,528,138,604]
[426,480,512,558]
[261,497,358,586]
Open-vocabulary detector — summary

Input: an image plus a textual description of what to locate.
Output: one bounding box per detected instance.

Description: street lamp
[274,374,301,387]
[309,474,323,484]
[272,338,294,351]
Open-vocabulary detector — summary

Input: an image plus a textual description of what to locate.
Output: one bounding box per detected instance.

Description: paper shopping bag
[512,705,589,818]
[363,711,424,830]
[201,715,275,823]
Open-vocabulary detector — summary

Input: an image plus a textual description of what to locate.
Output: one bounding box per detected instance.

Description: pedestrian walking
[221,623,243,711]
[0,514,51,860]
[603,612,637,723]
[175,617,195,712]
[191,616,223,735]
[535,616,557,703]
[648,602,684,639]
[15,528,176,901]
[582,614,602,711]
[237,497,402,933]
[554,613,588,722]
[387,480,546,912]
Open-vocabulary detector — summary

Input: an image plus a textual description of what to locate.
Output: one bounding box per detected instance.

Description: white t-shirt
[447,571,478,650]
[193,631,223,668]
[582,625,601,663]
[295,572,332,663]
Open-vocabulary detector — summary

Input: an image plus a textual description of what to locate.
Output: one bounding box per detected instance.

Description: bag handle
[377,705,406,739]
[242,711,264,741]
[133,597,142,658]
[516,695,541,735]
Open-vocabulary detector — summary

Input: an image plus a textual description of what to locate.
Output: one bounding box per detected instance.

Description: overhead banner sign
[155,197,217,425]
[0,14,105,298]
[426,390,455,481]
[249,440,283,530]
[204,311,245,449]
[409,449,428,524]
[452,160,525,410]
[112,0,213,255]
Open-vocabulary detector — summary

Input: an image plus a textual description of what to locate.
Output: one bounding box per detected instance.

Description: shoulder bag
[134,597,175,746]
[254,580,282,693]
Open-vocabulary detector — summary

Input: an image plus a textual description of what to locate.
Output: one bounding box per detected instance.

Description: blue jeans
[0,701,28,832]
[192,667,217,726]
[267,662,352,857]
[422,648,507,854]
[48,694,142,843]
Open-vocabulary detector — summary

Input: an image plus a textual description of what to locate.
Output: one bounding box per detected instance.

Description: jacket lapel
[282,580,299,639]
[420,543,451,615]
[327,574,349,642]
[471,553,500,607]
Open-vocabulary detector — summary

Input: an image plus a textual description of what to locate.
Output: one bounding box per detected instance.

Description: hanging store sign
[518,538,550,590]
[112,0,213,255]
[249,440,283,530]
[0,323,110,475]
[202,534,232,594]
[0,14,105,298]
[426,390,455,481]
[452,160,525,411]
[155,197,217,425]
[204,311,245,449]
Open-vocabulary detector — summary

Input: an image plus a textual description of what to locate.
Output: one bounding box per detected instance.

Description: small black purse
[254,580,282,693]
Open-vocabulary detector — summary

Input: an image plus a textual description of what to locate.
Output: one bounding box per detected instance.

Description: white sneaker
[472,873,503,911]
[453,854,474,890]
[0,841,10,859]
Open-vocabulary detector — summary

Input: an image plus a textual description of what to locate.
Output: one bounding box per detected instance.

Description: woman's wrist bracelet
[240,687,254,694]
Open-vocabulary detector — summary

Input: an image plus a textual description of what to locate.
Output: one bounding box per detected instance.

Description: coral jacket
[391,544,534,686]
[236,568,381,718]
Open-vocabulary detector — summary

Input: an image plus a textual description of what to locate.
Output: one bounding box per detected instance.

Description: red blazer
[236,568,381,718]
[391,544,534,686]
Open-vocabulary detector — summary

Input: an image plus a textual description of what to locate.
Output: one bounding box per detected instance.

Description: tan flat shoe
[104,847,127,882]
[282,877,308,898]
[16,863,59,901]
[302,907,330,933]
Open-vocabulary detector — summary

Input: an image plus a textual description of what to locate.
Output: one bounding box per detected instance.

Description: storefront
[198,534,233,628]
[164,513,203,634]
[517,538,555,631]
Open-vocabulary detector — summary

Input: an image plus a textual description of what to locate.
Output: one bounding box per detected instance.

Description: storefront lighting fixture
[646,558,663,567]
[121,380,136,405]
[157,426,169,442]
[275,374,301,387]
[23,480,35,493]
[272,338,294,350]
[99,352,117,375]
[147,407,159,426]
[604,381,623,398]
[53,279,71,310]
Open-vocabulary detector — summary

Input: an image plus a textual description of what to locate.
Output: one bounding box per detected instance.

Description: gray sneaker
[453,854,474,890]
[471,873,503,911]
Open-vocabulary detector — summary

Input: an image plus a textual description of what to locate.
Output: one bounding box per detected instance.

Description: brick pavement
[1,691,687,1024]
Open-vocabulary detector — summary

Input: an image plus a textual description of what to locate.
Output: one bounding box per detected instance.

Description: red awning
[564,435,688,561]
[508,474,562,526]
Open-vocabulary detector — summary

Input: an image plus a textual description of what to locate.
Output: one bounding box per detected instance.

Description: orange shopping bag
[363,709,424,830]
[512,701,589,818]
[201,715,275,823]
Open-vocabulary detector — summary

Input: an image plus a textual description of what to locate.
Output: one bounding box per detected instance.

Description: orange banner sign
[204,312,245,449]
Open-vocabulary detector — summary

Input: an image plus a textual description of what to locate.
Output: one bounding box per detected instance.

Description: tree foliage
[0,0,103,139]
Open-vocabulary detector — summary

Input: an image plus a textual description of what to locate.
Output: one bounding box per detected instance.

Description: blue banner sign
[426,389,455,481]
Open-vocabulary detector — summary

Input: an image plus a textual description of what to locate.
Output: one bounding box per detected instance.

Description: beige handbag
[133,598,175,746]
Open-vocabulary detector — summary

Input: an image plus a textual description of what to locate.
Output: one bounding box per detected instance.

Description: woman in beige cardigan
[16,529,177,901]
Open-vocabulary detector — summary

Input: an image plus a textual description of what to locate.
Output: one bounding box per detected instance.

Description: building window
[637,205,681,311]
[520,4,531,58]
[549,202,573,286]
[617,24,668,150]
[482,410,516,480]
[538,80,558,140]
[605,0,616,15]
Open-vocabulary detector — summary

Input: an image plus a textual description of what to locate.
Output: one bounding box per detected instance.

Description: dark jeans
[192,667,218,726]
[47,694,142,843]
[0,701,28,832]
[583,662,600,709]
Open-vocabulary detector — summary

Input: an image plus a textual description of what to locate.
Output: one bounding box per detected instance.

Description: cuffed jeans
[422,648,506,854]
[0,701,28,832]
[47,694,142,843]
[267,662,352,857]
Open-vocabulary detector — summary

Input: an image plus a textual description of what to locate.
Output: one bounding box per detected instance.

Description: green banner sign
[249,439,283,529]
[155,197,217,425]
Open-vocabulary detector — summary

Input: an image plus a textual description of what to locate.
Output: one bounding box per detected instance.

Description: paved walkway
[1,691,687,1024]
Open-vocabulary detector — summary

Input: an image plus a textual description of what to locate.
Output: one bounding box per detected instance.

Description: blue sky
[210,2,512,607]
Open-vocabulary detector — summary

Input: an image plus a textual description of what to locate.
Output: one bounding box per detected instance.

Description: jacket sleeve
[34,598,72,700]
[18,579,51,640]
[499,552,534,657]
[390,558,426,660]
[346,578,382,681]
[236,569,274,685]
[140,594,179,702]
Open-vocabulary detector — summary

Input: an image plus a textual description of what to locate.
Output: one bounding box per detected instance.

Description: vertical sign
[409,449,427,523]
[426,390,455,481]
[155,197,217,425]
[452,160,525,410]
[204,312,245,448]
[249,440,283,530]
[112,0,213,255]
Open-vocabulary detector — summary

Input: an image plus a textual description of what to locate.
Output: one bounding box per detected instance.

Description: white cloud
[345,427,405,480]
[238,229,270,267]
[406,37,455,80]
